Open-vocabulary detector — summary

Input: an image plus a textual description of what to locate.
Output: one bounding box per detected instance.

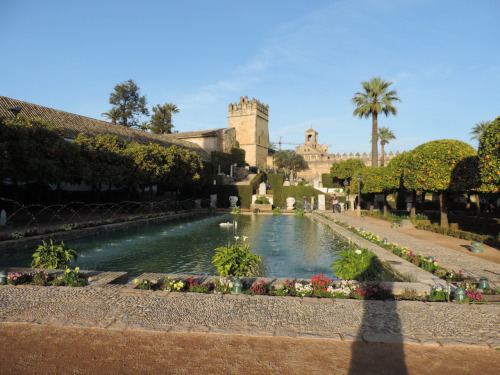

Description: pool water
[1,214,355,278]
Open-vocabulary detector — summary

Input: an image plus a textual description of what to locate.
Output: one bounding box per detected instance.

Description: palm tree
[378,127,396,166]
[352,77,400,167]
[470,120,491,142]
[101,109,120,124]
[149,103,180,134]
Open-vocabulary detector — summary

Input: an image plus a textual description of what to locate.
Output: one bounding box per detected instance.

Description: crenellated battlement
[299,150,401,165]
[228,96,269,116]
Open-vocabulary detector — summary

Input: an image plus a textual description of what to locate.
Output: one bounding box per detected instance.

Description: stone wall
[228,96,269,169]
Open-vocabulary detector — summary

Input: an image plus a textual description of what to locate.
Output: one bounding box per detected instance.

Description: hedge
[206,173,263,208]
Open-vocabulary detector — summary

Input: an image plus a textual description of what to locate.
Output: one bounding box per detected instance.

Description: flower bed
[316,212,491,301]
[133,274,392,301]
[3,268,87,287]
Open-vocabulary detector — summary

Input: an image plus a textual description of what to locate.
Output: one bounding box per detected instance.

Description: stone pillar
[194,199,201,209]
[210,194,217,208]
[349,197,356,211]
[259,182,266,195]
[286,197,296,210]
[318,195,326,211]
[229,196,238,208]
[230,165,234,177]
[311,197,315,210]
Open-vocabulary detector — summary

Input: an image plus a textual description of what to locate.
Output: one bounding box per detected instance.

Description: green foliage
[272,206,281,215]
[331,248,384,281]
[350,166,398,193]
[273,150,307,176]
[135,278,155,290]
[429,287,448,302]
[148,103,179,134]
[108,79,149,128]
[231,206,242,214]
[0,117,81,190]
[210,148,246,174]
[207,173,263,209]
[295,208,304,217]
[321,174,342,188]
[31,240,77,269]
[230,147,246,167]
[254,196,270,204]
[329,159,365,181]
[212,237,263,277]
[405,139,477,193]
[478,116,500,192]
[55,268,87,287]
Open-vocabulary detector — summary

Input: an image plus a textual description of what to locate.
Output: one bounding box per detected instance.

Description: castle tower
[305,128,318,145]
[228,96,269,169]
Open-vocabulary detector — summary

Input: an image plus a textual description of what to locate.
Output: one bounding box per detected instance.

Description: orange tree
[350,166,399,215]
[478,116,500,192]
[386,151,420,216]
[405,140,477,227]
[329,159,365,185]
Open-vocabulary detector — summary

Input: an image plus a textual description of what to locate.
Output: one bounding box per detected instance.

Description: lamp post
[343,179,349,211]
[357,173,363,216]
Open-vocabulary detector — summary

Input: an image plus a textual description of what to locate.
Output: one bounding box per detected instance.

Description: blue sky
[1,0,499,156]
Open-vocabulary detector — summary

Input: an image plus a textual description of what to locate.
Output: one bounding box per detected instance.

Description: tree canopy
[148,103,180,134]
[273,150,307,177]
[405,139,477,227]
[329,159,365,181]
[352,77,400,167]
[478,116,500,192]
[108,79,149,128]
[378,126,396,166]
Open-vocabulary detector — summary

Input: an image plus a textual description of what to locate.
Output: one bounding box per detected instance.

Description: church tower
[228,96,269,169]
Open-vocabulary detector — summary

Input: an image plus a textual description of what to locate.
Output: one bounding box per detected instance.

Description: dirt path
[1,323,498,375]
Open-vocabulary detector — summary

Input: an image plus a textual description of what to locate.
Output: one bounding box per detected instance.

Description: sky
[1,0,499,156]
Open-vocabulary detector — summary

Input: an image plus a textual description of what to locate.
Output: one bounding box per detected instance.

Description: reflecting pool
[1,214,353,278]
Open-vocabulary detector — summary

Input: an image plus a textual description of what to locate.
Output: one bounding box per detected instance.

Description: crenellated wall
[228,96,269,169]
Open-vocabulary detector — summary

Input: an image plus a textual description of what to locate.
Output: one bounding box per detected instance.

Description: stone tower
[305,127,318,145]
[228,96,269,169]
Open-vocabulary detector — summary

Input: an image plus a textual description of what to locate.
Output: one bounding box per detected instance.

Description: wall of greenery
[0,117,203,203]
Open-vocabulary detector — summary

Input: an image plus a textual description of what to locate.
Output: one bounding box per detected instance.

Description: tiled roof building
[0,96,210,160]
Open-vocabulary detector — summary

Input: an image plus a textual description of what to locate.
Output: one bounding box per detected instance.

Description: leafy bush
[331,248,383,281]
[231,206,242,214]
[254,196,270,204]
[31,240,77,269]
[54,268,87,287]
[272,207,281,215]
[429,286,448,302]
[134,278,155,290]
[295,208,304,217]
[212,237,263,277]
[478,115,500,192]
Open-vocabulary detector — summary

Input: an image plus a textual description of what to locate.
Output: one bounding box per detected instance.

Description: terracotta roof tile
[0,96,210,160]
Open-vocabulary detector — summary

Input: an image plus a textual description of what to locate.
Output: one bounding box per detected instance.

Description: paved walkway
[0,211,499,352]
[0,283,499,349]
[327,211,500,284]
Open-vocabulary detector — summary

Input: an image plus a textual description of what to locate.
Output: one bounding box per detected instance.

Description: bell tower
[228,96,269,169]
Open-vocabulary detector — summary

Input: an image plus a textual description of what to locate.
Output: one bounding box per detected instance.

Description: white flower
[355,249,362,255]
[243,236,248,241]
[234,236,240,241]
